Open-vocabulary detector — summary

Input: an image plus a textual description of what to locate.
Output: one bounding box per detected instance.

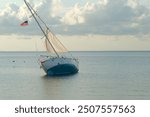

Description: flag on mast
[20,21,28,26]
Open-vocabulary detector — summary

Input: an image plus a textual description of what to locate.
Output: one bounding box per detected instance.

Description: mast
[24,0,59,57]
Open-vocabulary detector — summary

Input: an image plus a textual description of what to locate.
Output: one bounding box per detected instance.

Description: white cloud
[61,3,85,25]
[61,0,150,35]
[0,0,61,35]
[98,0,108,6]
[127,0,139,9]
[51,0,63,17]
[0,0,150,36]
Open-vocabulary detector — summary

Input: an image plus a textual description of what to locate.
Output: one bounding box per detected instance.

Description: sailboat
[24,0,79,76]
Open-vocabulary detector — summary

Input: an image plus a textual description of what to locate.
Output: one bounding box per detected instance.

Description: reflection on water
[0,51,150,100]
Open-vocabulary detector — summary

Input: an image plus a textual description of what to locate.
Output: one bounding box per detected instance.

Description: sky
[0,0,150,51]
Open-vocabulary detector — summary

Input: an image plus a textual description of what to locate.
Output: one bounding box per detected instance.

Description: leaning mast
[24,0,59,57]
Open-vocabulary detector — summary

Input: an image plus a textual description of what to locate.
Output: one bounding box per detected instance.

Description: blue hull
[47,64,78,76]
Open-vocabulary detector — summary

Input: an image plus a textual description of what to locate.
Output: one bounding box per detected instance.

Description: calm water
[0,51,150,100]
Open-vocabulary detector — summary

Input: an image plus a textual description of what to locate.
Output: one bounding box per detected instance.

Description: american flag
[20,21,28,26]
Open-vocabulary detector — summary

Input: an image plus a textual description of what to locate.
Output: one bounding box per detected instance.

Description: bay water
[0,51,150,100]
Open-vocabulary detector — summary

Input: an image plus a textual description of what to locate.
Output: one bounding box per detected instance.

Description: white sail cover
[45,29,68,53]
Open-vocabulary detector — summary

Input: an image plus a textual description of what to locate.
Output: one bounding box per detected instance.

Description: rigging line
[24,12,28,20]
[34,37,41,67]
[27,3,52,31]
[26,1,67,52]
[47,28,68,51]
[24,0,59,58]
[26,1,48,29]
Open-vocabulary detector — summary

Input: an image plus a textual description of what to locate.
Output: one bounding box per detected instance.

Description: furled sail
[45,29,68,53]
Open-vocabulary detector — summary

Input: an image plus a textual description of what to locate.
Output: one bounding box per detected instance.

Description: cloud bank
[0,0,150,36]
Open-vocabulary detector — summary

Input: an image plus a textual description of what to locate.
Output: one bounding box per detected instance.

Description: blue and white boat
[24,0,79,76]
[40,57,79,76]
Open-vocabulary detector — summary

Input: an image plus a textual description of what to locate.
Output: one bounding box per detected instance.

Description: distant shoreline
[0,51,150,52]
